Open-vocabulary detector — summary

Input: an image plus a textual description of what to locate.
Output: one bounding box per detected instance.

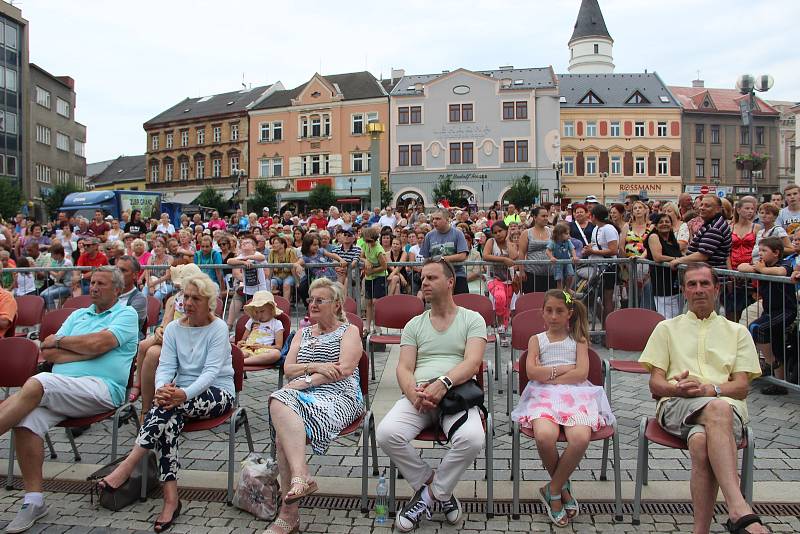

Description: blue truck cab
[59,190,162,222]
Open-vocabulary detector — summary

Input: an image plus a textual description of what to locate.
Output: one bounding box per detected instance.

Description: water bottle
[375,471,388,524]
[300,315,311,329]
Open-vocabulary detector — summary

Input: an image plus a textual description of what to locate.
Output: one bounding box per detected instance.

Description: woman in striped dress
[267,278,363,534]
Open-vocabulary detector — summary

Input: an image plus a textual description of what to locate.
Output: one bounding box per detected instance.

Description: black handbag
[88,451,159,511]
[436,378,487,445]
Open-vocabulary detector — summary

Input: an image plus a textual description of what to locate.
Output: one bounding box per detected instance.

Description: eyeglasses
[307,297,334,305]
[429,255,456,278]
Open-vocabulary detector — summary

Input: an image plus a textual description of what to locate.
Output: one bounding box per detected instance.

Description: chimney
[391,68,405,82]
[692,78,705,88]
[56,76,75,90]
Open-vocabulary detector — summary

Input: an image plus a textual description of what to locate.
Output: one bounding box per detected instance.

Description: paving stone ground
[1,316,799,532]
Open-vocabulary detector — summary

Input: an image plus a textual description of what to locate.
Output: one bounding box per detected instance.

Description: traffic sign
[717,190,725,198]
[700,185,709,194]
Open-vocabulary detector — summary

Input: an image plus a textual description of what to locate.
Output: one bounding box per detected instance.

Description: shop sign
[618,183,662,192]
[437,172,489,181]
[296,177,332,192]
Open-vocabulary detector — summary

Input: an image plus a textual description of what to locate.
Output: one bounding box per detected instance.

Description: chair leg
[6,432,15,490]
[388,460,397,518]
[360,413,371,514]
[742,426,755,504]
[486,413,494,519]
[632,417,647,525]
[612,430,623,522]
[111,413,120,463]
[65,428,81,462]
[642,438,649,486]
[511,422,520,519]
[600,437,609,481]
[227,412,237,505]
[493,339,500,381]
[44,432,57,459]
[506,361,513,424]
[242,412,255,453]
[370,418,379,476]
[139,454,149,502]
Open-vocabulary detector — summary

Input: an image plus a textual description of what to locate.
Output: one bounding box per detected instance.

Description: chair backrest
[357,350,369,398]
[0,337,39,388]
[4,315,16,337]
[274,295,291,315]
[146,296,161,328]
[39,308,77,340]
[231,343,245,393]
[345,312,364,338]
[375,294,424,329]
[511,309,547,351]
[14,295,45,328]
[63,295,93,309]
[453,293,495,327]
[215,297,224,317]
[517,347,604,391]
[515,292,547,314]
[235,312,291,343]
[605,308,664,351]
[344,297,358,315]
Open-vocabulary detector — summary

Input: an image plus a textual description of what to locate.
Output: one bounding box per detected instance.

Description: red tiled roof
[668,86,779,115]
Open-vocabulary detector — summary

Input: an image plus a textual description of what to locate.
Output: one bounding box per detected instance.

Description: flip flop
[725,514,764,533]
[284,476,318,505]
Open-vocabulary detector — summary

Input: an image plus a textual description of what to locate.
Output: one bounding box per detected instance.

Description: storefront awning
[164,191,200,204]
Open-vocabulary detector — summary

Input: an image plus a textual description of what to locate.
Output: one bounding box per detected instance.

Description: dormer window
[578,91,603,105]
[311,91,321,98]
[626,91,650,105]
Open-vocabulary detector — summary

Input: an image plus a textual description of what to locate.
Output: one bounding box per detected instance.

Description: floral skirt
[510,380,615,432]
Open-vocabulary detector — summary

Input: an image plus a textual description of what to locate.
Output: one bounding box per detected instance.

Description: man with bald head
[670,195,731,270]
[678,192,693,219]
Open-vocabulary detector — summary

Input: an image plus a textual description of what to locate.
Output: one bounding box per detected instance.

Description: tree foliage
[195,186,227,213]
[503,174,540,209]
[381,178,393,209]
[0,179,21,221]
[250,181,278,213]
[433,176,460,206]
[307,184,337,210]
[41,181,85,220]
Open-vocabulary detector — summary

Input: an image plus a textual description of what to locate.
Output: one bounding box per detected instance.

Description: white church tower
[567,0,614,74]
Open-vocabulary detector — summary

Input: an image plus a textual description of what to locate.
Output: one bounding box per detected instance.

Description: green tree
[433,176,460,206]
[250,181,278,213]
[307,184,337,210]
[195,186,227,213]
[41,181,85,220]
[380,178,393,208]
[503,174,540,209]
[0,178,21,220]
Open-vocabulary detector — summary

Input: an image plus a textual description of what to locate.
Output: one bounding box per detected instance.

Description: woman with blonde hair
[660,202,689,253]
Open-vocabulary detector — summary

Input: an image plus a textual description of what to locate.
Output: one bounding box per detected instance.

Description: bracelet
[550,366,556,381]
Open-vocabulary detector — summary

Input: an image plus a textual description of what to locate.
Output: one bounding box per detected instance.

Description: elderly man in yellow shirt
[639,263,767,534]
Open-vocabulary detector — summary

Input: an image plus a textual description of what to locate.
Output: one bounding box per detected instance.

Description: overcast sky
[19,0,799,163]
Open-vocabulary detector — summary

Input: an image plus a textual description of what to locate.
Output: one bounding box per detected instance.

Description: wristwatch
[54,334,65,349]
[437,376,453,390]
[713,384,722,397]
[304,374,313,385]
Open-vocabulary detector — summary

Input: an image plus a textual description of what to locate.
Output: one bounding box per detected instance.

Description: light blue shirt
[156,317,235,400]
[54,302,139,406]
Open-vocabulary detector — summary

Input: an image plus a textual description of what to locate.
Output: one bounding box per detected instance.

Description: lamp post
[600,172,609,204]
[234,168,247,211]
[736,73,773,195]
[553,161,563,208]
[367,120,385,210]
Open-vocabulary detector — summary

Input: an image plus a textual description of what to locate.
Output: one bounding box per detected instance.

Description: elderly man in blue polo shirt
[0,267,139,533]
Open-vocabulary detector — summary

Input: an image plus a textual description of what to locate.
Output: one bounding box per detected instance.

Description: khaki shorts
[657,396,745,443]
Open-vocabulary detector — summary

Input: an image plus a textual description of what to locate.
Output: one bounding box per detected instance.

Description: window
[695,124,705,143]
[56,97,69,117]
[448,142,474,164]
[35,163,51,183]
[626,91,650,104]
[56,132,70,152]
[212,158,222,177]
[5,156,15,177]
[5,68,16,92]
[151,164,159,182]
[449,104,472,122]
[450,142,460,164]
[503,102,515,120]
[323,115,331,136]
[352,152,370,172]
[73,139,85,157]
[311,117,321,137]
[35,86,51,108]
[611,155,621,174]
[586,121,597,137]
[563,156,575,175]
[578,91,603,105]
[634,121,645,137]
[352,113,364,134]
[180,130,189,147]
[410,144,422,166]
[196,159,205,179]
[230,155,240,174]
[586,156,597,175]
[272,121,282,141]
[230,123,239,141]
[213,126,221,143]
[563,121,574,137]
[503,140,528,163]
[410,106,422,124]
[35,125,51,145]
[503,141,515,163]
[449,104,460,122]
[657,122,667,137]
[740,126,749,145]
[756,126,765,145]
[635,155,646,175]
[711,159,720,179]
[272,158,283,177]
[594,44,599,54]
[56,170,69,185]
[151,134,159,151]
[695,158,705,178]
[398,145,409,166]
[196,128,205,145]
[4,112,15,134]
[259,122,270,142]
[516,140,528,162]
[166,132,173,149]
[657,156,668,175]
[610,121,620,137]
[462,142,474,164]
[165,162,173,181]
[710,125,720,144]
[5,24,17,49]
[367,111,379,124]
[300,117,309,137]
[398,107,409,124]
[462,103,473,122]
[180,160,189,181]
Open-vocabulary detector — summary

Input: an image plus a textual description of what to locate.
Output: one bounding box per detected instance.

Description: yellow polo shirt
[638,311,761,422]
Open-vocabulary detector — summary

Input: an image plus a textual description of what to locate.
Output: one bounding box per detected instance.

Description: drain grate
[7,477,800,516]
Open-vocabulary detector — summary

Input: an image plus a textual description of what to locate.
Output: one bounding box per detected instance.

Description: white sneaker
[5,502,48,533]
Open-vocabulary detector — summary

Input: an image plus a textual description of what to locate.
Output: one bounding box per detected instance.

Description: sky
[18,0,800,163]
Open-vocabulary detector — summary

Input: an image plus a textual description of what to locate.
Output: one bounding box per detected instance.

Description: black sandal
[153,500,182,533]
[725,514,764,533]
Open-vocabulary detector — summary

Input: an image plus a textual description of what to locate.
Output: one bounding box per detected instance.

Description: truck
[59,190,162,222]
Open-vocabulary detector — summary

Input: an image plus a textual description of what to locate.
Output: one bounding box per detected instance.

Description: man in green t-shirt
[376,258,487,532]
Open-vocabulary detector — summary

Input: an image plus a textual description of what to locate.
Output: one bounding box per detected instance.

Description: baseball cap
[339,228,354,236]
[585,195,599,204]
[104,215,113,221]
[262,207,269,212]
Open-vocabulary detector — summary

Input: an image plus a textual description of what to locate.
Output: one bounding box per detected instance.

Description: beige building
[768,100,796,190]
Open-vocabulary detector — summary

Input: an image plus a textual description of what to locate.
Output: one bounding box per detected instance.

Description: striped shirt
[687,213,731,268]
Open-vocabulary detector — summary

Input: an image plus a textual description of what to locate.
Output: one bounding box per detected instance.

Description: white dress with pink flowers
[511,332,615,431]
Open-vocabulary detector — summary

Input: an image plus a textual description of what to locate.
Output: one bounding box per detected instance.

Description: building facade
[247,71,389,211]
[88,154,144,191]
[0,2,27,197]
[670,83,780,197]
[389,67,560,209]
[767,100,796,191]
[558,73,682,203]
[28,64,87,216]
[143,83,282,206]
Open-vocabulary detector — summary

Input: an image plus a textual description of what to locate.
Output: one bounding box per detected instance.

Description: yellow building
[88,155,146,191]
[557,73,682,204]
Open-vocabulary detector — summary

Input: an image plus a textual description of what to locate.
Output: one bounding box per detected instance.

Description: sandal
[539,484,569,528]
[725,513,764,533]
[562,480,579,519]
[284,476,318,504]
[128,385,141,402]
[263,517,299,534]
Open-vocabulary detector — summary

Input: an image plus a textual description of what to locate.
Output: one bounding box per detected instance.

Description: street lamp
[367,120,385,210]
[234,168,247,211]
[736,73,774,195]
[600,172,609,204]
[553,161,564,207]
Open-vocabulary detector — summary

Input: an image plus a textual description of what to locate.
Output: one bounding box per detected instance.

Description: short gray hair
[95,266,125,291]
[182,273,220,314]
[117,255,141,273]
[309,278,346,322]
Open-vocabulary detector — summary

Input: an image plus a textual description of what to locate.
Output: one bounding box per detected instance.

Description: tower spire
[568,0,615,74]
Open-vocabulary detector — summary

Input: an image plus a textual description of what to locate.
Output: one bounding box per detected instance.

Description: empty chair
[13,295,45,338]
[145,296,162,333]
[605,308,664,389]
[344,296,358,315]
[513,292,547,314]
[1,338,40,489]
[63,295,93,309]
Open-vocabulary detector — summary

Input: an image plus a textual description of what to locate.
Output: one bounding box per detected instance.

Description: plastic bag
[232,453,280,520]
